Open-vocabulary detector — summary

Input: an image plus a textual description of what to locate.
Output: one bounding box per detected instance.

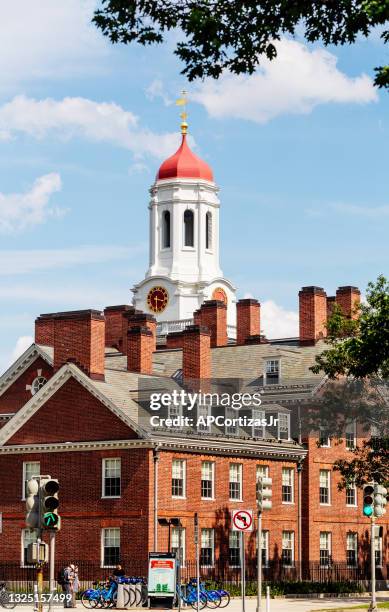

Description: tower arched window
[206,212,212,250]
[184,210,194,247]
[162,210,171,248]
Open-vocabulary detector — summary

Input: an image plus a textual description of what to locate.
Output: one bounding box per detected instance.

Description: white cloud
[0,173,63,233]
[0,0,106,92]
[261,300,299,339]
[9,336,34,365]
[193,39,377,123]
[306,201,389,218]
[146,80,173,106]
[0,244,145,275]
[0,96,180,159]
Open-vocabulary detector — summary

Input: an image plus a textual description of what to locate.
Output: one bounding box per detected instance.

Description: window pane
[163,211,171,248]
[24,462,40,498]
[172,527,185,565]
[103,528,120,566]
[172,460,185,497]
[282,531,294,566]
[282,468,293,503]
[229,464,242,500]
[23,529,38,566]
[201,462,214,499]
[104,459,121,497]
[229,531,241,566]
[200,529,214,566]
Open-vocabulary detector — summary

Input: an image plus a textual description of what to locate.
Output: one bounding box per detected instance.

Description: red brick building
[0,287,387,582]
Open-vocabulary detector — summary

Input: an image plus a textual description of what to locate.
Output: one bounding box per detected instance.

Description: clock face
[212,287,228,305]
[147,286,169,313]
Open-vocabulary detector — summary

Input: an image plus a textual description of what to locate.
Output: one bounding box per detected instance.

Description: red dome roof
[157,134,213,182]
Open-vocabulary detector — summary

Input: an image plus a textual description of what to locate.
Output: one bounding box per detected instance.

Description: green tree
[311,275,389,487]
[93,1,389,88]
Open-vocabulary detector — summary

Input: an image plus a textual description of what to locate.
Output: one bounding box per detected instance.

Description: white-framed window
[319,470,331,505]
[30,375,47,396]
[229,464,242,501]
[229,531,241,567]
[22,461,40,500]
[319,532,331,567]
[265,359,280,385]
[345,420,357,450]
[319,428,331,447]
[21,529,38,567]
[225,407,238,436]
[256,465,269,481]
[172,459,186,498]
[346,532,358,567]
[278,413,290,440]
[168,403,183,428]
[197,404,211,433]
[282,468,294,504]
[201,461,215,499]
[101,528,120,567]
[200,528,214,566]
[252,409,265,438]
[183,209,194,248]
[261,530,269,567]
[162,210,171,249]
[282,531,294,567]
[172,527,186,566]
[205,212,212,251]
[102,458,121,498]
[346,481,357,506]
[374,530,383,567]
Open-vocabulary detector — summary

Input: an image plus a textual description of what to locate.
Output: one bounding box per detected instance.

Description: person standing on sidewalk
[62,564,73,608]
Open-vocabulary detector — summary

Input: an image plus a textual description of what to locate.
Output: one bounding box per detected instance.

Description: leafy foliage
[93,1,389,87]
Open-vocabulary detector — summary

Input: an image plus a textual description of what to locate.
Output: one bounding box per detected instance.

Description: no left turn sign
[232,509,254,532]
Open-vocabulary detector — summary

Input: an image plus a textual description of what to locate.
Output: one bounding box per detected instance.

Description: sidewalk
[11,596,389,612]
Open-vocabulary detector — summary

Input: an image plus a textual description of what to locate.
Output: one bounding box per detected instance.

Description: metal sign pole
[256,511,262,612]
[178,525,182,612]
[369,517,377,612]
[48,531,55,612]
[194,513,200,612]
[241,531,245,612]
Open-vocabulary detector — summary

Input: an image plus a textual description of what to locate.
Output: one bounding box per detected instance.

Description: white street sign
[232,509,254,532]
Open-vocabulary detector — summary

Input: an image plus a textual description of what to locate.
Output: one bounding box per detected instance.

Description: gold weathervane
[176,90,188,135]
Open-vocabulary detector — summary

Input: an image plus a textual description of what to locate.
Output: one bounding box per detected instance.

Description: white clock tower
[132,115,236,332]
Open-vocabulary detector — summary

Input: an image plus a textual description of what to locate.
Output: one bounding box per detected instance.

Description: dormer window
[265,359,280,385]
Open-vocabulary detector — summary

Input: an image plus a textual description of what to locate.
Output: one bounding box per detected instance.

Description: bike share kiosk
[148,552,177,608]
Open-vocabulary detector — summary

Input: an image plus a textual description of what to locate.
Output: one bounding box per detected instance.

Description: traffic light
[25,478,40,529]
[40,478,60,530]
[256,476,272,511]
[373,484,387,518]
[363,484,375,517]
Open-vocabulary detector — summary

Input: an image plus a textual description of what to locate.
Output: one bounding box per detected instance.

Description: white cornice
[0,344,53,398]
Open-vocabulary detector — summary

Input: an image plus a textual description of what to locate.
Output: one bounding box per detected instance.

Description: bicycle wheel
[205,591,221,608]
[81,592,98,608]
[218,593,230,608]
[0,591,16,610]
[189,592,207,610]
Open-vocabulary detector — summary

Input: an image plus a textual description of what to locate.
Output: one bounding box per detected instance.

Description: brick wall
[236,299,260,345]
[336,286,361,319]
[35,315,55,346]
[299,286,327,345]
[182,326,211,382]
[196,301,228,348]
[127,327,154,374]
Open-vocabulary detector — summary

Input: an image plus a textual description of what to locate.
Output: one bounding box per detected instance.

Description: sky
[0,0,388,373]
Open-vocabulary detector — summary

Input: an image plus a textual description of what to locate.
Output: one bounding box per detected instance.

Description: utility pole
[48,531,56,612]
[194,513,200,612]
[241,532,246,612]
[153,446,160,551]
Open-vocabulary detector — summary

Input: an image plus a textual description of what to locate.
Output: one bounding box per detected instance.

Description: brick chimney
[127,326,154,374]
[166,331,183,349]
[126,313,157,352]
[196,300,227,347]
[326,296,336,320]
[104,305,134,350]
[182,325,211,381]
[236,298,260,345]
[336,286,361,319]
[299,286,327,345]
[120,307,142,354]
[35,313,55,346]
[53,310,105,380]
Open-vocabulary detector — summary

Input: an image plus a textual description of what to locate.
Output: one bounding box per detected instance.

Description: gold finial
[176,89,188,135]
